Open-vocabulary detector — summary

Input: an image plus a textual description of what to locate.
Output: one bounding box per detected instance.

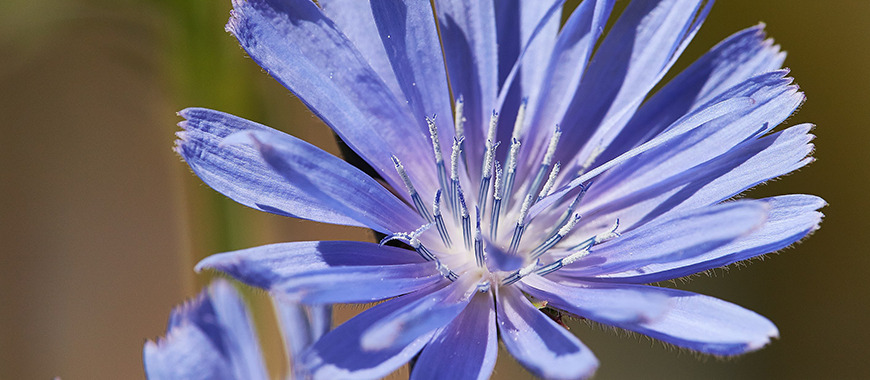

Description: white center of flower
[383,97,619,290]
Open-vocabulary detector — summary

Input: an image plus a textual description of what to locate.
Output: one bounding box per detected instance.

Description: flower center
[383,97,619,289]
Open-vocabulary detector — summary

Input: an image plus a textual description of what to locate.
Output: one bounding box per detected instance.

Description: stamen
[454,96,467,168]
[501,138,521,213]
[478,137,500,217]
[577,145,604,177]
[391,155,433,222]
[512,98,528,141]
[474,207,484,267]
[435,260,459,281]
[450,136,464,218]
[379,223,436,261]
[427,116,451,198]
[502,259,539,286]
[458,190,471,250]
[534,248,592,277]
[525,126,561,206]
[508,194,533,254]
[536,162,561,202]
[569,219,621,251]
[433,190,452,247]
[547,182,591,239]
[489,162,503,238]
[530,213,580,259]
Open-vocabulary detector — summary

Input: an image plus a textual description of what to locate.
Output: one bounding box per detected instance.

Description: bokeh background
[1,0,866,379]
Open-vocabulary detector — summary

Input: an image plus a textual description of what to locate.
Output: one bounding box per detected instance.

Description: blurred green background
[0,0,866,379]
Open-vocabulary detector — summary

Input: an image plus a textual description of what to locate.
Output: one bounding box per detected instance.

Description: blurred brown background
[0,0,866,379]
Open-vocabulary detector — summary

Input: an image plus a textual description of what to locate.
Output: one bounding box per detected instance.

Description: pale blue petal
[562,200,769,277]
[196,241,425,290]
[272,301,331,379]
[497,286,598,380]
[435,0,498,180]
[588,195,825,283]
[224,128,426,234]
[144,280,268,380]
[318,0,404,102]
[411,292,498,380]
[360,274,478,351]
[302,290,438,379]
[176,108,422,234]
[567,124,814,235]
[519,0,614,176]
[600,24,786,163]
[274,262,444,304]
[227,0,437,195]
[614,287,779,355]
[518,275,669,324]
[557,0,714,171]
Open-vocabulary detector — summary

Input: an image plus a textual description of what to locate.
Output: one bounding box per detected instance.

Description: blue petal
[435,0,498,180]
[196,241,425,290]
[497,286,598,380]
[227,0,437,195]
[272,301,331,379]
[519,0,614,175]
[584,71,802,214]
[225,128,426,233]
[494,0,561,143]
[615,287,779,355]
[557,0,714,170]
[562,200,768,277]
[600,24,786,164]
[410,291,498,380]
[176,108,423,234]
[318,0,404,102]
[302,290,438,379]
[569,124,814,234]
[144,280,268,380]
[531,93,754,219]
[274,262,444,304]
[587,195,825,283]
[518,275,670,324]
[361,274,478,351]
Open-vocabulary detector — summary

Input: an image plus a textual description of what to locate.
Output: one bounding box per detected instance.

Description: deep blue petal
[177,108,423,234]
[369,0,456,150]
[518,275,669,324]
[227,0,437,195]
[586,195,825,283]
[599,24,786,164]
[196,241,425,290]
[435,0,498,181]
[144,280,268,380]
[302,290,438,379]
[410,291,498,380]
[557,0,714,172]
[275,262,444,304]
[563,200,769,277]
[497,286,598,380]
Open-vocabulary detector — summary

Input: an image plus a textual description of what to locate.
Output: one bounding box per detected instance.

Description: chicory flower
[176,0,824,378]
[144,280,329,379]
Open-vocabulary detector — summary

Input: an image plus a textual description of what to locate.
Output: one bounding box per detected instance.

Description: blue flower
[144,280,330,379]
[176,0,824,378]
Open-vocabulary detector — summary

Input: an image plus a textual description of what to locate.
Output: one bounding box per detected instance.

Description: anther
[450,136,464,218]
[547,182,591,239]
[537,162,561,202]
[530,213,580,260]
[478,138,500,217]
[489,162,503,238]
[379,223,436,261]
[501,138,522,213]
[524,126,561,207]
[391,155,433,222]
[427,116,451,198]
[454,96,467,168]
